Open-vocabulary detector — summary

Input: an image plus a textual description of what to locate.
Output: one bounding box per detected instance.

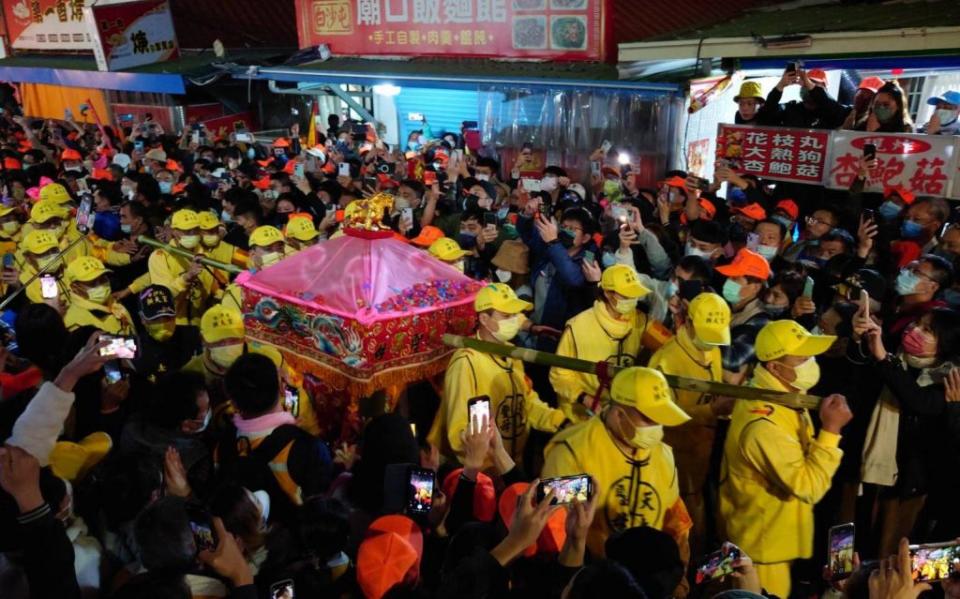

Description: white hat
[112,153,132,169]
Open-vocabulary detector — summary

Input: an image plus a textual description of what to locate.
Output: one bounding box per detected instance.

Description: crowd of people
[0,67,959,599]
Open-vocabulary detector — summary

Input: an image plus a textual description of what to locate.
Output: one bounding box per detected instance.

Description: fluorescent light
[373,84,402,96]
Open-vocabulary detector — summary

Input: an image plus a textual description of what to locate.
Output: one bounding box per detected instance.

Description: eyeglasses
[905,261,937,282]
[806,215,835,228]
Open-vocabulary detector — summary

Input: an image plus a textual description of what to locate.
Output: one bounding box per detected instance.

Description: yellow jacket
[542,416,692,557]
[719,365,842,563]
[148,247,218,326]
[550,301,647,421]
[428,338,565,468]
[64,295,135,334]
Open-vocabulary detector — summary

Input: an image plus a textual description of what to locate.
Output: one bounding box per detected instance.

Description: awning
[235,57,679,96]
[0,50,289,95]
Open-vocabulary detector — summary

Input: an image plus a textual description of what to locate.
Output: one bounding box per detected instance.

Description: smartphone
[483,212,498,228]
[468,395,491,425]
[235,132,254,143]
[409,422,417,437]
[294,162,305,179]
[338,162,351,177]
[909,541,960,582]
[119,113,135,122]
[590,160,601,176]
[785,61,798,74]
[611,203,628,222]
[746,232,760,251]
[186,505,218,553]
[99,334,138,359]
[134,140,144,152]
[863,208,875,222]
[423,170,438,186]
[270,579,295,599]
[103,360,123,384]
[584,250,596,264]
[284,385,300,417]
[536,475,593,504]
[600,140,612,154]
[521,178,541,193]
[406,467,435,515]
[863,143,877,160]
[828,523,855,581]
[40,274,58,298]
[695,544,742,584]
[803,276,815,299]
[191,131,201,145]
[76,194,93,233]
[3,253,14,269]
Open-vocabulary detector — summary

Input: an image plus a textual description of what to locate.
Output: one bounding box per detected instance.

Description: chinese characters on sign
[295,0,604,60]
[84,0,179,72]
[4,0,93,50]
[716,124,829,185]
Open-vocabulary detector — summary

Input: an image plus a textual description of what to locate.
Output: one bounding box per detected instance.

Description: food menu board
[295,0,606,60]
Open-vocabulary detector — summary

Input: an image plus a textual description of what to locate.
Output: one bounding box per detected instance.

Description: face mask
[491,314,521,342]
[722,279,742,305]
[202,234,220,247]
[771,215,793,230]
[146,322,175,342]
[85,283,111,305]
[209,343,244,369]
[246,147,256,160]
[65,165,82,173]
[756,244,778,261]
[601,252,617,268]
[457,232,477,250]
[252,490,271,529]
[260,251,282,267]
[394,197,410,211]
[541,176,558,192]
[664,280,678,299]
[119,223,133,235]
[874,105,895,123]
[762,302,788,317]
[495,268,512,283]
[476,174,490,182]
[1,221,20,236]
[179,234,200,250]
[407,141,421,151]
[626,423,663,450]
[936,108,958,125]
[878,200,902,220]
[894,269,921,296]
[221,210,233,224]
[559,227,577,249]
[900,219,924,239]
[38,255,63,272]
[787,357,821,391]
[159,181,173,194]
[685,242,714,261]
[902,326,935,357]
[612,296,639,315]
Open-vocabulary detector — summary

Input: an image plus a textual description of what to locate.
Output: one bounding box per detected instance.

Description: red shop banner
[295,0,605,61]
[716,124,830,186]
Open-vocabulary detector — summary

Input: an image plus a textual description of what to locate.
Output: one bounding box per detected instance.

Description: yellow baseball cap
[170,209,200,231]
[250,225,284,248]
[688,292,731,346]
[200,304,245,344]
[197,211,220,231]
[39,183,71,204]
[428,237,469,262]
[475,283,533,314]
[755,320,837,362]
[610,367,690,426]
[285,216,319,241]
[29,200,69,224]
[600,264,649,299]
[65,256,110,283]
[49,432,112,482]
[22,230,59,254]
[0,205,16,218]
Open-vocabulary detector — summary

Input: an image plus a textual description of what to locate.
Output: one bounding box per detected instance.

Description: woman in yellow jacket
[719,320,853,597]
[549,264,657,421]
[648,292,730,556]
[429,283,566,468]
[542,367,693,578]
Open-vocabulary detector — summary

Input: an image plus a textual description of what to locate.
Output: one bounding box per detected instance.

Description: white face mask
[495,268,512,283]
[251,489,271,529]
[541,176,558,192]
[476,173,490,182]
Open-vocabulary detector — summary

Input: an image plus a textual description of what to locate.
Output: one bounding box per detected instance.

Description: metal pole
[136,236,244,274]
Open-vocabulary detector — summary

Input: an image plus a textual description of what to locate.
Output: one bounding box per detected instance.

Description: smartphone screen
[695,544,742,584]
[103,360,123,384]
[406,467,435,514]
[402,207,414,223]
[40,274,58,299]
[803,276,815,299]
[284,385,300,417]
[270,579,295,599]
[590,160,601,176]
[746,232,760,251]
[338,162,351,178]
[785,61,798,73]
[536,475,592,505]
[294,163,305,178]
[910,542,960,582]
[3,253,15,269]
[423,170,437,186]
[583,250,596,264]
[76,194,93,233]
[468,396,491,425]
[600,140,612,154]
[134,141,144,152]
[828,523,855,580]
[99,335,138,359]
[521,178,541,193]
[187,506,218,553]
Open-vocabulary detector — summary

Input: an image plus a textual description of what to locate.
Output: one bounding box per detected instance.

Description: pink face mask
[902,326,935,357]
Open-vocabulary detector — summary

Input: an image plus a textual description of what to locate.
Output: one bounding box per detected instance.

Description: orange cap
[256,157,275,168]
[716,248,772,280]
[498,482,567,557]
[3,157,22,170]
[282,160,296,175]
[698,198,716,220]
[443,469,497,522]
[731,202,766,221]
[60,148,82,161]
[410,225,444,247]
[775,199,799,220]
[807,68,828,85]
[91,168,113,181]
[377,173,398,188]
[253,176,272,190]
[272,137,291,148]
[859,76,885,93]
[356,515,423,599]
[884,185,915,205]
[660,175,687,189]
[165,159,182,172]
[172,182,188,195]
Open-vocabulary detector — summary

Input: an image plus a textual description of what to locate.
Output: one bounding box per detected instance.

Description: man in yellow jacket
[198,210,248,271]
[221,226,285,312]
[428,283,566,468]
[63,256,135,334]
[148,209,218,326]
[549,264,654,421]
[183,304,246,407]
[542,367,693,563]
[648,292,731,556]
[719,320,853,596]
[284,215,319,255]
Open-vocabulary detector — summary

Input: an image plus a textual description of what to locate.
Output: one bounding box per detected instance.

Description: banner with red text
[826,130,959,199]
[85,0,178,72]
[294,0,605,60]
[716,124,830,185]
[3,0,94,50]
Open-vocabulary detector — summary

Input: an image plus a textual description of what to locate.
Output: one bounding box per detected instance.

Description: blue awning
[0,63,186,94]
